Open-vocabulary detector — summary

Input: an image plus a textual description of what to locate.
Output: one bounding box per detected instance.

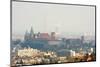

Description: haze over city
[12,1,95,37]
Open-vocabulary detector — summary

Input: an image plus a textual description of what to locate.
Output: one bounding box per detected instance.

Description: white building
[18,47,40,57]
[70,50,76,57]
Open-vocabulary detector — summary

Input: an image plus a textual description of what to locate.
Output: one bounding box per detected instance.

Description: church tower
[24,30,29,41]
[29,27,34,40]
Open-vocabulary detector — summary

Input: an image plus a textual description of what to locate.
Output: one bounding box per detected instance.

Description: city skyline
[12,27,95,41]
[12,2,95,36]
[11,1,96,66]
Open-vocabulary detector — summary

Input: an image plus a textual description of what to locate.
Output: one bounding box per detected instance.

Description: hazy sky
[12,1,95,36]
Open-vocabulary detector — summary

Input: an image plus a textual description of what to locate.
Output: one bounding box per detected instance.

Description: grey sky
[12,1,95,36]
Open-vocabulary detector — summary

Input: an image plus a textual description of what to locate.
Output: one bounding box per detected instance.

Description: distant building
[89,48,94,53]
[51,32,56,40]
[81,36,84,45]
[17,47,40,57]
[70,50,76,57]
[24,30,30,41]
[68,38,81,45]
[29,27,35,40]
[24,27,35,41]
[37,33,50,40]
[48,40,62,45]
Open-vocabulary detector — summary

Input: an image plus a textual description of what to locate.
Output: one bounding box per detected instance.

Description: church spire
[24,30,29,41]
[29,26,34,39]
[30,26,34,34]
